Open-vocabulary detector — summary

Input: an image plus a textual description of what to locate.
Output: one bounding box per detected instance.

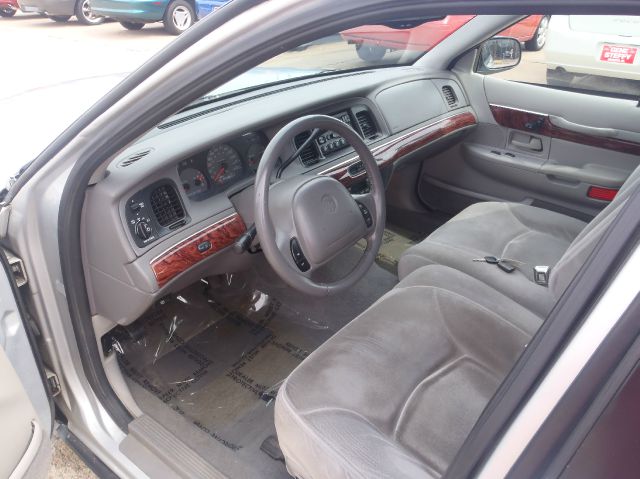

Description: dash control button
[357,201,373,228]
[197,241,212,253]
[290,238,311,272]
[129,200,142,213]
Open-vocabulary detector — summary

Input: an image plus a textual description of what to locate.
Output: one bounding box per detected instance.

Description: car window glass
[197,15,476,105]
[490,15,640,98]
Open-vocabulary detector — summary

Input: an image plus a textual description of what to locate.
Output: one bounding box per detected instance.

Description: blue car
[195,0,227,20]
[91,0,227,34]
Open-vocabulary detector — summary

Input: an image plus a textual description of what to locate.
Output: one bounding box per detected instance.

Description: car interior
[78,14,640,478]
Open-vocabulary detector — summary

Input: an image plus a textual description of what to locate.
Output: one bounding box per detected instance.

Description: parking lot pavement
[47,437,97,479]
[1,13,173,100]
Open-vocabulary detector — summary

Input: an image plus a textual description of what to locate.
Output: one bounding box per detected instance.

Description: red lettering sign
[600,45,637,64]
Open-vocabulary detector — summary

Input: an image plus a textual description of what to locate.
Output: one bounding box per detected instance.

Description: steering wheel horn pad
[254,114,386,296]
[292,176,368,265]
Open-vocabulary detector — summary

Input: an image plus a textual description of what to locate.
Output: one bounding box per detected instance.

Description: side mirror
[477,37,521,74]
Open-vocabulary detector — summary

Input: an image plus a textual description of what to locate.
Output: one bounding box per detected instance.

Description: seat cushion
[275,265,542,479]
[398,202,586,316]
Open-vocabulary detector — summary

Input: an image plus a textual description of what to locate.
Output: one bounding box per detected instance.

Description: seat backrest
[550,164,640,299]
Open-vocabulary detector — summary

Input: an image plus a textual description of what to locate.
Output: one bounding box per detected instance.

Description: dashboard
[83,67,477,325]
[123,105,385,250]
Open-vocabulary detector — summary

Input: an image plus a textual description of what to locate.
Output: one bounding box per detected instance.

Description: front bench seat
[275,265,543,479]
[398,165,640,317]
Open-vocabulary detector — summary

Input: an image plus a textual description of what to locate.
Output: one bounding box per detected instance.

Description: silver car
[18,0,105,24]
[2,1,640,478]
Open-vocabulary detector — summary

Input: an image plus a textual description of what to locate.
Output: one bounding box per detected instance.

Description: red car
[342,15,549,61]
[0,0,19,16]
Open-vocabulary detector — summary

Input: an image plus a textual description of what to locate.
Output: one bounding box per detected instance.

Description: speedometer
[206,144,244,188]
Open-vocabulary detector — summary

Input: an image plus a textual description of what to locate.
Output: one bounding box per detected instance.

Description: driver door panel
[0,347,45,478]
[0,251,52,478]
[418,75,640,220]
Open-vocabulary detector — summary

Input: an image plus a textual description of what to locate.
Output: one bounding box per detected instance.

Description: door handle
[511,136,543,152]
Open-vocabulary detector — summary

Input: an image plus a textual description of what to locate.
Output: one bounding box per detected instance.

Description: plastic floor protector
[357,226,420,274]
[113,274,340,453]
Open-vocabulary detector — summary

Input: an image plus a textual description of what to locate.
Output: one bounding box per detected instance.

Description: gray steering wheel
[254,115,386,296]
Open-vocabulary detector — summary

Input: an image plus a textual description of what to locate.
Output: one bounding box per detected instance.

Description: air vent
[150,184,185,227]
[118,149,152,168]
[294,132,319,167]
[348,161,365,176]
[442,85,457,107]
[356,111,377,139]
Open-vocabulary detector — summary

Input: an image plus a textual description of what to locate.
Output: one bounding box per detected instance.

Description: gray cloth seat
[274,194,624,478]
[398,165,640,317]
[275,166,640,478]
[275,265,542,479]
[398,202,585,316]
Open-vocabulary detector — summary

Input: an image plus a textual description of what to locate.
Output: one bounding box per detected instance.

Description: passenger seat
[398,165,640,317]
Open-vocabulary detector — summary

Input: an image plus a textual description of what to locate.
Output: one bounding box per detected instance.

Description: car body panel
[341,15,475,51]
[341,15,544,52]
[546,15,640,80]
[91,0,168,22]
[195,0,226,20]
[499,14,544,41]
[17,0,75,16]
[0,0,19,11]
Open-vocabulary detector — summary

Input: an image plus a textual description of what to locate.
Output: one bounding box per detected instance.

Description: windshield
[190,15,475,107]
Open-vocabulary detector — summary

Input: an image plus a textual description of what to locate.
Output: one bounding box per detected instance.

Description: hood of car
[0,73,127,187]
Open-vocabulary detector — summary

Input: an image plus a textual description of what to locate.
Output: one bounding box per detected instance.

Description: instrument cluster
[177,131,268,201]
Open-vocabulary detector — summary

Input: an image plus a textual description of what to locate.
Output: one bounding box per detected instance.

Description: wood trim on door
[490,104,640,156]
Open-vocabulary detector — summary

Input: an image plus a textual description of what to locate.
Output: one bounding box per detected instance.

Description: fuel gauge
[180,168,209,198]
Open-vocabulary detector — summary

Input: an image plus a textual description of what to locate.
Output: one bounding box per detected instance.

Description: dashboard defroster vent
[294,131,319,167]
[150,184,185,227]
[442,86,458,107]
[355,111,377,139]
[118,149,152,168]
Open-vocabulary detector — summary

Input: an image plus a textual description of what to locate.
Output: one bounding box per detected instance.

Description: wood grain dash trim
[490,104,640,156]
[321,111,477,187]
[151,213,246,287]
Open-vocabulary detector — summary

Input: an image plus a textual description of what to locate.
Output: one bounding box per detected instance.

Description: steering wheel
[254,115,386,296]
